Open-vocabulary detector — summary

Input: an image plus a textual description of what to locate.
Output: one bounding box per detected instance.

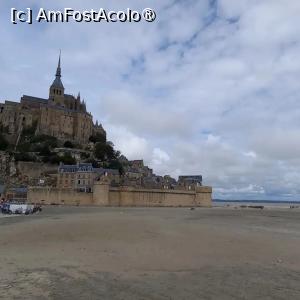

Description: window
[78,180,80,184]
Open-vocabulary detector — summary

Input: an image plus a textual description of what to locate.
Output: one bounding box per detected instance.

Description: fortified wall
[27,182,212,207]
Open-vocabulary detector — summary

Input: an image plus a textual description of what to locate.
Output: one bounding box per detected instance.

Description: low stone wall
[28,187,93,206]
[28,183,212,207]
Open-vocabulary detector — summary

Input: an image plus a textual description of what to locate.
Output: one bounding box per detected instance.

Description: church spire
[50,51,64,90]
[49,51,65,104]
[56,50,62,77]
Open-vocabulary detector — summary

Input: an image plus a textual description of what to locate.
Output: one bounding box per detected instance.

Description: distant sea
[213,199,300,208]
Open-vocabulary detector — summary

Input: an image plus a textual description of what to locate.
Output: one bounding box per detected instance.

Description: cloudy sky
[0,0,300,200]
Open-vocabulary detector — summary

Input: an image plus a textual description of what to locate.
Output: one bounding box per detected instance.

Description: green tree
[63,141,74,148]
[94,142,106,161]
[39,145,51,156]
[43,153,61,164]
[14,152,36,162]
[0,134,8,151]
[49,154,61,164]
[108,159,124,175]
[89,133,106,144]
[84,159,100,168]
[60,153,76,165]
[94,142,116,161]
[22,120,38,137]
[0,125,9,134]
[17,142,31,153]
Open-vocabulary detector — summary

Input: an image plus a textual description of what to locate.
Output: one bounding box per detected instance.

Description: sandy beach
[0,206,300,299]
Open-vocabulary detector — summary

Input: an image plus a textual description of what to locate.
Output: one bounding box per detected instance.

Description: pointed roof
[51,51,64,90]
[56,51,61,76]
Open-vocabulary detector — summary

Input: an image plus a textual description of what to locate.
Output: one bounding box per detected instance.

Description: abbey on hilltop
[0,54,105,145]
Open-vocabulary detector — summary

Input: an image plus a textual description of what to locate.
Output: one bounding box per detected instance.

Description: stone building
[0,54,105,145]
[57,163,119,192]
[178,175,203,190]
[121,159,179,189]
[57,163,94,192]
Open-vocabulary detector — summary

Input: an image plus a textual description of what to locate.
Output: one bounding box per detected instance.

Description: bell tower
[49,52,65,106]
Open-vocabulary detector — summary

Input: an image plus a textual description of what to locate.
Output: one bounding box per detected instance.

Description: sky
[0,0,300,201]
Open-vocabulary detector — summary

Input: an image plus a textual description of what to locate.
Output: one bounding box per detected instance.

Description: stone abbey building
[0,55,105,144]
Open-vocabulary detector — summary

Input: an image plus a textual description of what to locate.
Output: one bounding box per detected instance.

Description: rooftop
[21,95,48,104]
[58,163,119,175]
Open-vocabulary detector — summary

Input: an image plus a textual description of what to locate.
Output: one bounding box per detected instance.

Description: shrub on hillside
[94,142,116,161]
[0,134,9,151]
[14,152,36,162]
[60,153,76,165]
[63,141,74,148]
[89,133,106,144]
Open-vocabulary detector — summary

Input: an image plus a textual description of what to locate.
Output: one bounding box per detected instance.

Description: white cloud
[243,151,257,159]
[106,125,149,160]
[151,148,170,172]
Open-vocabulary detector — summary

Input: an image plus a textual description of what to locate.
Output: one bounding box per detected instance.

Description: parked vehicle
[1,203,42,215]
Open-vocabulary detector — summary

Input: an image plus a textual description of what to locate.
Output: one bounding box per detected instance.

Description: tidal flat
[0,206,300,299]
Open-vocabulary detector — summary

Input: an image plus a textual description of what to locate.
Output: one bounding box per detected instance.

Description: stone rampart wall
[28,184,212,207]
[28,187,93,205]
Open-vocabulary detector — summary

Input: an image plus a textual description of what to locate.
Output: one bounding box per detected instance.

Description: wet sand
[0,207,300,299]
